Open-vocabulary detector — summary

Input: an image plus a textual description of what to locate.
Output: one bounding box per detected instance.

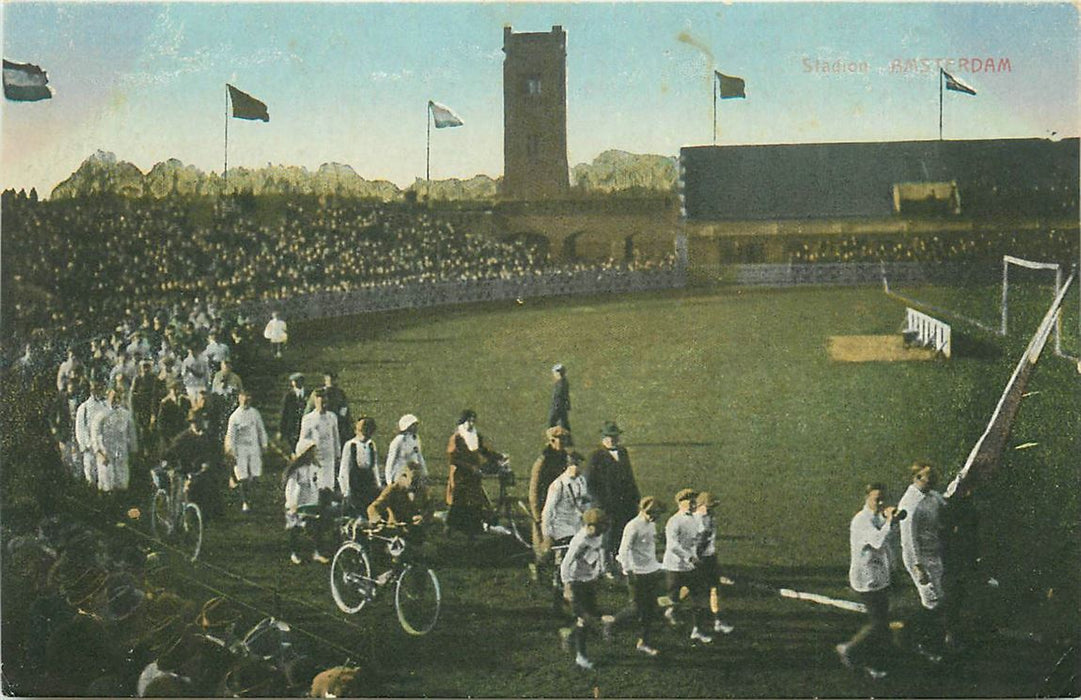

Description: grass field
[22,282,1081,697]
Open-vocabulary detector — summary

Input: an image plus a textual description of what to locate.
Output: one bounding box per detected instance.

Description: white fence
[904,307,952,358]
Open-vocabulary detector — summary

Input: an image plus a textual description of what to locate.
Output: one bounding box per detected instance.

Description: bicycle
[481,456,532,550]
[149,463,204,562]
[329,520,441,636]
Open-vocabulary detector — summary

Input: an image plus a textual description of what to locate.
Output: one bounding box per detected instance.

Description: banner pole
[938,69,944,141]
[426,102,431,200]
[224,86,230,196]
[713,74,718,145]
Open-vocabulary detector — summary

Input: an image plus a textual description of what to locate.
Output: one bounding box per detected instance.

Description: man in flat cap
[586,421,640,576]
[529,426,584,573]
[558,507,613,670]
[663,488,712,644]
[694,491,735,635]
[607,496,666,656]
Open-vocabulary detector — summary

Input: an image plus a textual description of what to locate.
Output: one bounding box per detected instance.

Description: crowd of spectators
[2,194,676,356]
[785,227,1078,265]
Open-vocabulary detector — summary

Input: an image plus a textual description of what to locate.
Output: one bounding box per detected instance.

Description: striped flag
[227,84,269,121]
[3,59,52,102]
[715,71,746,99]
[428,100,463,128]
[942,69,976,96]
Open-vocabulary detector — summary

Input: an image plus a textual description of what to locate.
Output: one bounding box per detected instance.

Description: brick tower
[502,25,570,200]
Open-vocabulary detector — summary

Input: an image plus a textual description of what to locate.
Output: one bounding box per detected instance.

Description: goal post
[946,269,1076,499]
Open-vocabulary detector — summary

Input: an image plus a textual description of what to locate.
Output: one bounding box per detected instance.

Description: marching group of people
[37,297,973,680]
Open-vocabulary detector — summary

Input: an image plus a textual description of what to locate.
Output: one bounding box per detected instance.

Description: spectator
[180,347,209,401]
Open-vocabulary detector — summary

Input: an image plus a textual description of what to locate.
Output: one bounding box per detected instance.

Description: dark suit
[548,377,571,430]
[280,388,308,448]
[586,445,640,563]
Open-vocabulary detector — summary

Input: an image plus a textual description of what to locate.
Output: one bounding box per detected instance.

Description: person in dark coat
[154,379,191,456]
[528,426,583,566]
[586,421,640,574]
[278,373,308,449]
[445,409,504,540]
[163,411,225,520]
[548,363,571,433]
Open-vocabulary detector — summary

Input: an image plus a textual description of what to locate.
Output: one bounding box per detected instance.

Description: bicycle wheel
[395,565,441,636]
[330,542,373,614]
[179,503,203,562]
[150,489,172,539]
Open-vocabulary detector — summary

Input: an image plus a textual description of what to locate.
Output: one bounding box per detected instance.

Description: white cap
[398,414,419,432]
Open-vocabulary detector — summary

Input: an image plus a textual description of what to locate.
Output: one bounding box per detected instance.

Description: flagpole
[224,86,230,196]
[712,74,718,145]
[938,69,944,141]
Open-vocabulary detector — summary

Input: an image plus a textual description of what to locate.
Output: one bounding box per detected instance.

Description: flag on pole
[227,84,269,121]
[715,71,746,99]
[428,100,463,128]
[3,59,52,102]
[942,69,976,96]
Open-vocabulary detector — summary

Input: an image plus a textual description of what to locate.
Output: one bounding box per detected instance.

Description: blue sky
[2,2,1078,196]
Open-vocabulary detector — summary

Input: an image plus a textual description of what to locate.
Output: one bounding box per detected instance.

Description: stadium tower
[502,25,570,200]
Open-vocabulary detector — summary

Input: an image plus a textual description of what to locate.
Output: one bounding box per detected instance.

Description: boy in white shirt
[558,508,611,670]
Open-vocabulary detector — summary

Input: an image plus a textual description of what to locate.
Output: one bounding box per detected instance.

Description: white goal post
[1000,255,1072,360]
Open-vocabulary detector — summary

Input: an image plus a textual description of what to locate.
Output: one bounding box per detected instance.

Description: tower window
[527,135,541,160]
[524,77,542,96]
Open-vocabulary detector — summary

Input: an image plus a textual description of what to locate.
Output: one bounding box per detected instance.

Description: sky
[1,1,1078,196]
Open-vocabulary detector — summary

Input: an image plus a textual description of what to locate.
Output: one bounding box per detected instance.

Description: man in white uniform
[609,496,665,656]
[836,482,899,679]
[297,388,341,493]
[75,382,110,487]
[91,389,138,492]
[225,389,268,513]
[663,488,711,644]
[898,461,950,661]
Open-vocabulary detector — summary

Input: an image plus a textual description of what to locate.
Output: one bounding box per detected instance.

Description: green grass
[53,284,1081,696]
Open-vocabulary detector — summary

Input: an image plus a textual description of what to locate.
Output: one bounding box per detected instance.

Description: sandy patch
[828,335,939,362]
